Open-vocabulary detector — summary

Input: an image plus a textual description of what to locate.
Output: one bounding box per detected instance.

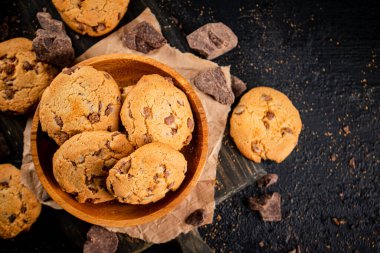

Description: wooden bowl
[31,54,208,227]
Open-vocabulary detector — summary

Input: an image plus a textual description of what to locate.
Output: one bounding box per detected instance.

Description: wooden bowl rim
[31,53,209,227]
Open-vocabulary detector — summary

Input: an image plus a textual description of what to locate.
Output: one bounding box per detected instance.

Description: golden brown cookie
[52,0,130,36]
[53,131,134,203]
[39,66,121,145]
[120,74,194,150]
[230,87,302,163]
[0,164,41,239]
[0,38,56,114]
[106,142,187,205]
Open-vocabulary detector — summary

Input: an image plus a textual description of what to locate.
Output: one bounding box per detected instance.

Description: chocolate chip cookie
[120,74,194,150]
[53,131,134,204]
[230,87,302,163]
[39,66,121,145]
[52,0,130,36]
[0,38,56,114]
[0,164,41,239]
[106,142,187,205]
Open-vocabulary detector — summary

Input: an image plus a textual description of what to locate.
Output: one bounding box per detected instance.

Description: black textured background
[1,0,380,252]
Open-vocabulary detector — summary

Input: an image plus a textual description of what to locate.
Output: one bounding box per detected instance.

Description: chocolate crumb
[88,113,100,124]
[349,157,356,169]
[329,153,337,162]
[342,125,351,135]
[185,209,206,226]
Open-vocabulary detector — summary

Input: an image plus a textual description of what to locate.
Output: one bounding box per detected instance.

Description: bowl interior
[32,54,207,227]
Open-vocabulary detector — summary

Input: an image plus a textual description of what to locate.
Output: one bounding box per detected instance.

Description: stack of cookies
[38,66,194,205]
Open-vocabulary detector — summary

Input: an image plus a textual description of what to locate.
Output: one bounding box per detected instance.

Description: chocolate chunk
[105,104,113,116]
[84,226,118,253]
[4,64,15,75]
[257,174,278,188]
[167,182,175,189]
[264,121,270,129]
[104,72,111,79]
[33,12,75,67]
[249,192,282,222]
[193,67,234,104]
[251,143,261,153]
[56,131,69,144]
[177,99,184,106]
[142,107,152,119]
[185,209,206,226]
[0,181,9,189]
[8,214,16,223]
[266,111,275,120]
[23,61,34,71]
[94,23,106,32]
[54,116,63,128]
[187,22,238,60]
[4,88,14,100]
[163,167,170,178]
[121,21,167,53]
[62,66,79,75]
[20,205,27,213]
[37,12,65,34]
[231,75,247,97]
[187,118,194,129]
[281,127,293,135]
[261,94,272,101]
[164,114,175,125]
[88,113,100,124]
[143,133,153,144]
[171,127,178,135]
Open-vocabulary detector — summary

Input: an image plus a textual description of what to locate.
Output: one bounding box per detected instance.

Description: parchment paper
[21,8,231,243]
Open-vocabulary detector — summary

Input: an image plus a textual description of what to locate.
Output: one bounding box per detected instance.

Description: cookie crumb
[349,157,356,169]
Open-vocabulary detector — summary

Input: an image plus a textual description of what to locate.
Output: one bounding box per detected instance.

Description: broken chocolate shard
[187,22,238,60]
[193,67,235,104]
[257,174,278,188]
[121,21,167,53]
[83,226,118,253]
[32,12,75,67]
[249,192,282,222]
[185,209,206,226]
[231,75,247,97]
[36,12,65,34]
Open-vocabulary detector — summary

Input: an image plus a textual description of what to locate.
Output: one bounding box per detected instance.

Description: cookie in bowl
[39,65,121,145]
[106,142,187,205]
[0,164,41,239]
[230,86,302,163]
[0,38,56,114]
[120,74,194,150]
[53,131,134,204]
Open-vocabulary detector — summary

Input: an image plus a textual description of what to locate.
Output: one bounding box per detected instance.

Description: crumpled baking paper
[21,8,232,243]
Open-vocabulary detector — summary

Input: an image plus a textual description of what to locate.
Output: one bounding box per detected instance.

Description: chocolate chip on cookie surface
[0,164,41,239]
[0,38,56,114]
[39,66,121,145]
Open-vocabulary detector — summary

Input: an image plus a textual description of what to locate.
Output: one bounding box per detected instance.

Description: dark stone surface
[155,0,380,252]
[1,0,379,252]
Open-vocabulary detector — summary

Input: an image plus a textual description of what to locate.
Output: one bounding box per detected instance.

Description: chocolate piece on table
[256,174,278,188]
[185,209,206,226]
[32,12,74,67]
[36,12,65,34]
[186,22,238,60]
[193,67,235,104]
[249,192,282,222]
[231,75,247,97]
[83,226,118,253]
[121,21,167,54]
